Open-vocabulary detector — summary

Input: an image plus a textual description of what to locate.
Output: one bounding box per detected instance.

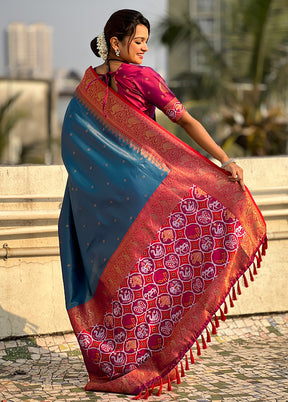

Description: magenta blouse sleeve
[139,67,186,122]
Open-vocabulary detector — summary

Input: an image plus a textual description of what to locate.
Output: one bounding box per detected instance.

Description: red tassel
[262,237,267,256]
[149,384,155,396]
[249,267,254,282]
[256,255,261,268]
[224,300,228,315]
[185,354,190,370]
[206,327,211,343]
[167,376,172,391]
[157,379,163,397]
[253,262,258,275]
[215,314,220,328]
[220,307,226,322]
[258,250,262,263]
[175,365,181,384]
[229,293,234,308]
[190,348,195,364]
[180,360,185,377]
[211,319,217,335]
[232,286,237,301]
[196,339,201,356]
[243,273,249,288]
[237,280,242,295]
[143,388,149,399]
[201,334,207,349]
[133,391,143,400]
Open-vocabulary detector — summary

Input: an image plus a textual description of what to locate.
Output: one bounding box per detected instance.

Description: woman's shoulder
[117,63,160,79]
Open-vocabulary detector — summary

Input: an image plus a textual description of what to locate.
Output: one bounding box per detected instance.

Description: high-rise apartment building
[6,22,53,79]
[168,0,223,80]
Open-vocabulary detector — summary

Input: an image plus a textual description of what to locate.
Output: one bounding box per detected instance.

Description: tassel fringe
[220,307,226,322]
[143,388,149,399]
[167,377,172,391]
[243,273,249,288]
[176,365,181,384]
[133,391,144,400]
[131,235,267,400]
[206,327,211,343]
[229,293,234,308]
[262,237,268,255]
[237,280,242,295]
[195,339,201,356]
[224,300,228,315]
[190,348,195,364]
[156,379,163,397]
[185,354,190,370]
[211,319,217,335]
[201,334,207,349]
[253,262,258,276]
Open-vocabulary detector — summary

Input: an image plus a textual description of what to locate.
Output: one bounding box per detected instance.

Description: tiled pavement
[0,314,288,402]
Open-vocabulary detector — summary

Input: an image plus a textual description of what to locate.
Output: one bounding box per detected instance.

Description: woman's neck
[107,58,128,63]
[106,58,129,72]
[95,60,129,76]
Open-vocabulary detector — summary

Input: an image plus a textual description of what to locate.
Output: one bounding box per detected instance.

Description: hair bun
[90,36,100,57]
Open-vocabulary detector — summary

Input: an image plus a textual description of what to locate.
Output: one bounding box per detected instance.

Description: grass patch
[67,349,82,356]
[3,346,31,361]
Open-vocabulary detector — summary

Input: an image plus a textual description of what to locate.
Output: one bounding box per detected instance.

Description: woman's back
[95,63,185,122]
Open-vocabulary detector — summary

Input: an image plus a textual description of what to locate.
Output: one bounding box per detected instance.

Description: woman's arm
[177,111,245,191]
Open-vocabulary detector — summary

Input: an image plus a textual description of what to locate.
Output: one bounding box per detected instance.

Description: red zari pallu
[59,67,267,398]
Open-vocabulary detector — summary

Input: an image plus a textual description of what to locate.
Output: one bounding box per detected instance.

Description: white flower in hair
[97,32,108,61]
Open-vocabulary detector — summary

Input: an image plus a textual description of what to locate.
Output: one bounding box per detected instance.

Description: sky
[0,0,168,77]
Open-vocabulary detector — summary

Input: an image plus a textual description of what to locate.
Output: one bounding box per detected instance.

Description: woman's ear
[110,36,119,52]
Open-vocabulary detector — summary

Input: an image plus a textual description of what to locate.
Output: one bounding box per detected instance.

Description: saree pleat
[58,67,267,396]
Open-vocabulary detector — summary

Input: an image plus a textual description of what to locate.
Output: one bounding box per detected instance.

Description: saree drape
[58,67,267,397]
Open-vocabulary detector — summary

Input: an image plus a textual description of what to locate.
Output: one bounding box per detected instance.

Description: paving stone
[0,313,288,401]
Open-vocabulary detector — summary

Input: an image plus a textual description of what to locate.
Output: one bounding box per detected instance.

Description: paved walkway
[0,313,288,402]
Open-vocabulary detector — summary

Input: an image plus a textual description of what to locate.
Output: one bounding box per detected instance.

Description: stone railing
[0,157,287,338]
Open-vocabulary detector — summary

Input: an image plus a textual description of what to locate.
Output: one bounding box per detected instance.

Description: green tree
[159,0,288,156]
[0,93,28,162]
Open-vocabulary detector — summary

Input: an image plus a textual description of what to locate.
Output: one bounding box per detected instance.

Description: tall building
[6,22,53,79]
[168,0,223,81]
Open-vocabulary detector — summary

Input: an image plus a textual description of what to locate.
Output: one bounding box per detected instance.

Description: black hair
[91,9,150,57]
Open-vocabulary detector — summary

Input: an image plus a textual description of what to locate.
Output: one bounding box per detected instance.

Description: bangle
[221,159,236,169]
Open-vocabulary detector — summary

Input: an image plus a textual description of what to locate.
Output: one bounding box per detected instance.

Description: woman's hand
[222,162,245,192]
[177,113,246,192]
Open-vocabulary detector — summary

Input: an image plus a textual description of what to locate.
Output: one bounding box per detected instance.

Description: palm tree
[0,92,28,163]
[159,0,288,156]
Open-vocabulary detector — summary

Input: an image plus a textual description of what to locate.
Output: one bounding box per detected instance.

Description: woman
[59,9,267,398]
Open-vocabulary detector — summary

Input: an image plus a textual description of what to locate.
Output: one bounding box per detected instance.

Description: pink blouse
[106,63,186,122]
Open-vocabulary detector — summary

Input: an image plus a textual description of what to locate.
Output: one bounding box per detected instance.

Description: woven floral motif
[77,184,245,379]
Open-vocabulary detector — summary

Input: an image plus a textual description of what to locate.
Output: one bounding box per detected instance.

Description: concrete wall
[0,165,69,339]
[0,158,287,339]
[225,157,288,316]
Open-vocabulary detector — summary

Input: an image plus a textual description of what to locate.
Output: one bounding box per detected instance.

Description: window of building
[192,45,209,72]
[197,0,214,12]
[198,18,214,37]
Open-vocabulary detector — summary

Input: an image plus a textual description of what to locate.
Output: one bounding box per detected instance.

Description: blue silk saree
[58,67,267,397]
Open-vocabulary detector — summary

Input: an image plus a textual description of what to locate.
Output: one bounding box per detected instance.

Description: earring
[115,48,120,57]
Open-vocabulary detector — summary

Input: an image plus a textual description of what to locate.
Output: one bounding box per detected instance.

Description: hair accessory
[97,32,108,61]
[115,48,120,57]
[221,159,236,169]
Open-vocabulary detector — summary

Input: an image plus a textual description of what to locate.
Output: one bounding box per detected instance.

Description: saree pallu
[59,67,267,397]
